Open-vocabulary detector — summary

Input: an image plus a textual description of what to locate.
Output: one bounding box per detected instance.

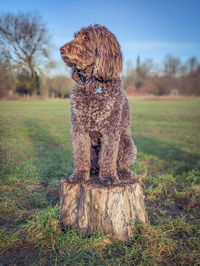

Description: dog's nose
[60,46,66,54]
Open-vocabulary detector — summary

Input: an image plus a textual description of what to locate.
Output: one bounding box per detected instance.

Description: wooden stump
[59,179,148,241]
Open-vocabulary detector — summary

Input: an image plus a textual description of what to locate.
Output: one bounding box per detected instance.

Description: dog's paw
[68,171,90,183]
[118,169,133,181]
[99,174,120,186]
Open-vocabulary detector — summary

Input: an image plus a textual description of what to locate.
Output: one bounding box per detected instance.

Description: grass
[0,98,200,265]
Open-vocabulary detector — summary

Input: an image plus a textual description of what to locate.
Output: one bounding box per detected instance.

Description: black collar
[72,67,104,86]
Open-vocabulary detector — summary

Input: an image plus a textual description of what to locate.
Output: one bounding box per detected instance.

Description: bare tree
[122,60,136,89]
[186,57,199,75]
[135,57,154,88]
[140,59,154,79]
[179,65,188,77]
[0,12,50,95]
[0,53,15,97]
[163,54,181,78]
[122,58,154,90]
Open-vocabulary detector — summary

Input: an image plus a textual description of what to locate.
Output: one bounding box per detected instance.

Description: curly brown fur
[60,24,137,185]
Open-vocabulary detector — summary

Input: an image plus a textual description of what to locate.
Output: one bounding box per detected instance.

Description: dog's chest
[71,88,118,130]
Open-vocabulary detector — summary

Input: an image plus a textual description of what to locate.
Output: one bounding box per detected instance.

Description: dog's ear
[93,33,122,80]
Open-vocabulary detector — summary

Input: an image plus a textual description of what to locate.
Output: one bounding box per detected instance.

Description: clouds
[121,41,200,64]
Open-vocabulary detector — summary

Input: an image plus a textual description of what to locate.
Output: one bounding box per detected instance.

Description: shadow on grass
[24,119,74,181]
[24,119,74,204]
[135,136,200,173]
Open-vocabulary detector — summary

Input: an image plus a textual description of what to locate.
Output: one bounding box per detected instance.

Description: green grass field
[0,98,200,265]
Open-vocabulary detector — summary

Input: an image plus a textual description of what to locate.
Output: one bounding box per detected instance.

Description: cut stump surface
[59,179,148,241]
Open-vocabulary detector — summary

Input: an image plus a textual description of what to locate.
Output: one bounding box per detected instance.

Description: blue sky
[0,0,200,71]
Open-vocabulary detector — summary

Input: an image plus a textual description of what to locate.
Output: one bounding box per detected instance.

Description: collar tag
[96,87,102,94]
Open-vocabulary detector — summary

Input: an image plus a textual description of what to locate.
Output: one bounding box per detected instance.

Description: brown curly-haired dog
[60,24,137,185]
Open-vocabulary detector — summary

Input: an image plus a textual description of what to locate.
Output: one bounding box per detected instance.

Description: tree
[0,53,15,98]
[135,57,154,89]
[0,12,50,95]
[39,75,74,98]
[186,57,199,75]
[163,54,181,78]
[122,60,136,90]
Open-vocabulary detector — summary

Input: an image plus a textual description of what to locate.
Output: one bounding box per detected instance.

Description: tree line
[0,12,199,99]
[122,55,200,96]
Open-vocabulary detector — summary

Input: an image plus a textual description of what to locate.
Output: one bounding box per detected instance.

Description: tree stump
[59,179,148,241]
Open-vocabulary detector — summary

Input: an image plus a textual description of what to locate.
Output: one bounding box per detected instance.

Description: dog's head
[60,24,122,80]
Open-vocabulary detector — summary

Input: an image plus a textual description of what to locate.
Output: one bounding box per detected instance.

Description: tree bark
[59,179,148,241]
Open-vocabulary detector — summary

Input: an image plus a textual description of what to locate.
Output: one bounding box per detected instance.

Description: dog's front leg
[99,132,120,186]
[69,129,91,183]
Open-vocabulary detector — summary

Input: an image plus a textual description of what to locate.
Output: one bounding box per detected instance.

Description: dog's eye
[83,34,90,42]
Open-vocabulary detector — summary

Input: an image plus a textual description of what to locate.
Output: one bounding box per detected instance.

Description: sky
[0,0,200,72]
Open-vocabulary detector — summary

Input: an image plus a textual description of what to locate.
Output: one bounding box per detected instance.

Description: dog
[60,24,137,185]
